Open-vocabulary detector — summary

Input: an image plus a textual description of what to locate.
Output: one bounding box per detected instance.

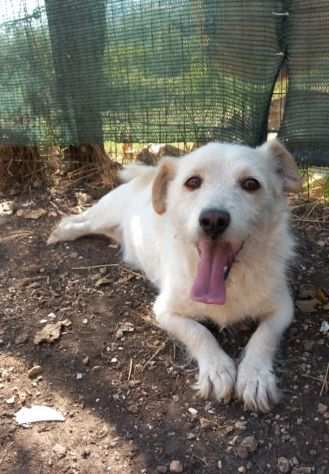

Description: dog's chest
[166,263,275,326]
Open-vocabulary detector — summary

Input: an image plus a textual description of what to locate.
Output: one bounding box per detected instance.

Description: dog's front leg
[236,288,294,412]
[154,304,236,402]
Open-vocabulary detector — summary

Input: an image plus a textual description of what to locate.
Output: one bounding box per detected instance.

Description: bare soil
[0,188,328,474]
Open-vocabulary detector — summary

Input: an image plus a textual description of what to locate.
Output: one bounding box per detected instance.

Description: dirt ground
[0,185,328,474]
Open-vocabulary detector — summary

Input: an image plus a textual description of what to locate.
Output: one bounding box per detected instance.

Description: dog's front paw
[236,360,280,412]
[195,354,236,403]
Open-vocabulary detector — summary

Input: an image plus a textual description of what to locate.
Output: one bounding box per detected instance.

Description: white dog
[48,139,302,411]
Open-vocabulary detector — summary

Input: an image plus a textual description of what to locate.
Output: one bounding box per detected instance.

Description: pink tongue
[191,240,231,305]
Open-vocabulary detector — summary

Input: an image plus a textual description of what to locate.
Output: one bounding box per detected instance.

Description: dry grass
[63,145,121,189]
[0,145,49,192]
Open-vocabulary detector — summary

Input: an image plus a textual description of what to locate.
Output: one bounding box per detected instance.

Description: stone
[169,460,183,473]
[53,444,67,459]
[291,468,312,474]
[240,436,258,454]
[278,457,291,473]
[237,446,249,459]
[28,365,42,379]
[156,466,168,473]
[318,403,327,414]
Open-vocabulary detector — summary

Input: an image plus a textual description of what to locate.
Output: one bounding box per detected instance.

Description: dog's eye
[184,176,202,190]
[240,177,261,192]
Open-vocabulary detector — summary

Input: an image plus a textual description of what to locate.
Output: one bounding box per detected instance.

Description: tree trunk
[45,0,106,150]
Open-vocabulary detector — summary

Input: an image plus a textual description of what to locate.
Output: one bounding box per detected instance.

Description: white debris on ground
[15,405,65,425]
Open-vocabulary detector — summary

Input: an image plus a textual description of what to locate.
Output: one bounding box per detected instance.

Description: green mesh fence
[0,0,328,165]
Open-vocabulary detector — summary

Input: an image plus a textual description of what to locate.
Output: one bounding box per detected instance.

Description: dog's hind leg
[47,184,128,245]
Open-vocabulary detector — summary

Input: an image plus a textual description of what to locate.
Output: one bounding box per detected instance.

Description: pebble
[199,417,212,429]
[217,460,223,469]
[5,396,15,405]
[47,312,56,320]
[235,420,247,431]
[15,333,29,345]
[237,446,249,460]
[278,457,291,473]
[53,444,67,459]
[303,340,315,351]
[28,365,42,379]
[237,436,258,459]
[156,466,168,473]
[169,460,183,473]
[318,403,327,414]
[238,467,246,473]
[296,299,317,313]
[188,407,198,416]
[291,468,312,474]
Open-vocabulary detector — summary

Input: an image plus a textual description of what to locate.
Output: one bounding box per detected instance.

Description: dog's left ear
[259,139,303,193]
[152,157,176,214]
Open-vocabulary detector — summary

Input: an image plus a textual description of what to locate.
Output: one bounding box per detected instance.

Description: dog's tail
[119,163,157,184]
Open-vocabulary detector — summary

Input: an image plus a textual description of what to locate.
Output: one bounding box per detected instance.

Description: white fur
[48,140,298,411]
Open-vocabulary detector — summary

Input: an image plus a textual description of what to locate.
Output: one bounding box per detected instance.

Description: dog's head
[152,139,302,305]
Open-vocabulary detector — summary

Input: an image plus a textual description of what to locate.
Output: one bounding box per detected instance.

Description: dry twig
[320,362,329,396]
[142,340,167,372]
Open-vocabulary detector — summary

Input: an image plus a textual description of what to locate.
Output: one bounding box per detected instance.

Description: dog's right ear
[152,157,176,214]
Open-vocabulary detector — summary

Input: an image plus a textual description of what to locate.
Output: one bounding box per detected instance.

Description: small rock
[217,460,223,469]
[318,403,327,414]
[82,318,88,325]
[5,396,15,405]
[238,467,246,473]
[237,446,249,459]
[296,299,317,313]
[169,460,183,473]
[34,320,71,344]
[156,466,168,473]
[47,312,57,320]
[291,468,312,474]
[199,417,212,429]
[320,321,329,334]
[17,208,47,219]
[15,333,29,345]
[298,286,314,299]
[28,365,42,379]
[188,407,198,416]
[53,444,67,459]
[235,420,247,431]
[303,340,315,351]
[82,448,91,458]
[239,436,258,455]
[82,356,89,365]
[278,457,291,473]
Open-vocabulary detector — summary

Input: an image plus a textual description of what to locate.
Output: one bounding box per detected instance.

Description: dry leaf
[16,208,47,219]
[34,319,71,344]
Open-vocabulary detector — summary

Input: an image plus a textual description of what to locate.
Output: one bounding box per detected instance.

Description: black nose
[199,208,231,238]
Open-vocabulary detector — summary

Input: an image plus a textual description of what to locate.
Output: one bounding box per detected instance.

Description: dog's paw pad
[236,363,280,412]
[195,357,236,403]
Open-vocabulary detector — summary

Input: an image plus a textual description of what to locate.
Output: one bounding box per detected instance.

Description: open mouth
[191,239,243,305]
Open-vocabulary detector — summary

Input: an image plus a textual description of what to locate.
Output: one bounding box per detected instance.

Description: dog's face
[152,140,302,304]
